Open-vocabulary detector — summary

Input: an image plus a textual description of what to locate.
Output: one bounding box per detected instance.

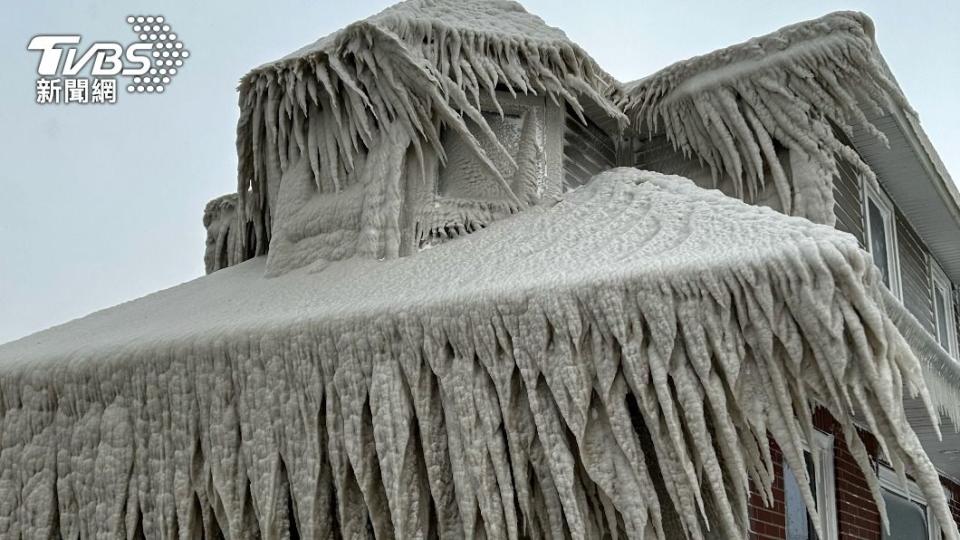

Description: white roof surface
[0,168,857,368]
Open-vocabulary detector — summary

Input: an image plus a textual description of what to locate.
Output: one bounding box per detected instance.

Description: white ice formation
[204,194,259,275]
[2,169,957,539]
[234,0,624,274]
[6,1,960,538]
[621,11,906,224]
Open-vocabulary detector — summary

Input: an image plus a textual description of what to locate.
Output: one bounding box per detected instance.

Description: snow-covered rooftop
[0,169,868,368]
[3,169,957,538]
[267,0,571,69]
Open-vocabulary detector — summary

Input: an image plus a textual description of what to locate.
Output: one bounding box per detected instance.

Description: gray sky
[1,0,958,344]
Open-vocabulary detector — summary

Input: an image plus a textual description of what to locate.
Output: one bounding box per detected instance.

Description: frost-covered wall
[1,169,958,540]
[630,133,790,215]
[563,105,618,191]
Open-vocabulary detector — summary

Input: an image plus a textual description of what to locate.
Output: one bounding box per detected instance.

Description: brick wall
[749,441,786,540]
[748,409,960,539]
[821,411,882,540]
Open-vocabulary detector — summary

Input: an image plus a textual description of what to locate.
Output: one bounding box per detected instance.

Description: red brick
[747,409,960,539]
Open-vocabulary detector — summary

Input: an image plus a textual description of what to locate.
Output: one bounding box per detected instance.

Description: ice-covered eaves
[236,0,625,258]
[621,11,908,225]
[2,169,957,539]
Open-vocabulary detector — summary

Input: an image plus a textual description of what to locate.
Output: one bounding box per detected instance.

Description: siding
[836,147,935,332]
[630,133,715,187]
[896,210,936,333]
[562,108,616,190]
[632,134,791,214]
[833,157,865,245]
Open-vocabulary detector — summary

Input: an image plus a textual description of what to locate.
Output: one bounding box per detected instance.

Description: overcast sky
[1,0,958,344]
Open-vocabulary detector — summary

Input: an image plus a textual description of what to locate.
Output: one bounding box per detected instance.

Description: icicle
[231,1,625,261]
[622,11,909,224]
[18,4,956,540]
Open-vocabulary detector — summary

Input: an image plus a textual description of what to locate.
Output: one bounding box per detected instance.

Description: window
[863,184,902,299]
[878,466,944,540]
[436,92,553,202]
[783,431,838,540]
[930,261,958,357]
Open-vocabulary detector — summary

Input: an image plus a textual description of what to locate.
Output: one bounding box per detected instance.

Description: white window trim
[877,466,946,540]
[810,430,839,540]
[786,430,838,540]
[863,182,903,301]
[930,260,959,358]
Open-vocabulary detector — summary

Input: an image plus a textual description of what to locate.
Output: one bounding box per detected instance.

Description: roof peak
[259,0,576,74]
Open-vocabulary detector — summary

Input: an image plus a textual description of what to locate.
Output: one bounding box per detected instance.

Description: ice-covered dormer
[213,0,625,276]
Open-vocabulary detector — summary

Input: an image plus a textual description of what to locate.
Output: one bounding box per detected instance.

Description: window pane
[882,490,927,540]
[868,199,890,287]
[934,285,950,349]
[785,453,817,540]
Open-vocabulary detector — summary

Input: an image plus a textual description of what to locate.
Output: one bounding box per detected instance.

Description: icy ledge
[0,169,956,539]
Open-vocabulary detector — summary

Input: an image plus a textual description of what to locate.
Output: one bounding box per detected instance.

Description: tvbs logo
[28,16,189,104]
[28,36,152,77]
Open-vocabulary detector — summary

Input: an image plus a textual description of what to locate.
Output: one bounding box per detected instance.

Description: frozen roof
[0,169,880,367]
[1,169,957,538]
[621,11,960,281]
[268,0,570,68]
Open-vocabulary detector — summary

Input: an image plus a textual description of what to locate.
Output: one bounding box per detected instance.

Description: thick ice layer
[1,169,956,539]
[203,194,261,274]
[622,11,906,225]
[236,0,624,261]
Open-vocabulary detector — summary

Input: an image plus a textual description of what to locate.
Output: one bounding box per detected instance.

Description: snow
[621,11,906,226]
[2,169,956,539]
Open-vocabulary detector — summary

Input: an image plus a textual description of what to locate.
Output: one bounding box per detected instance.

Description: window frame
[862,182,903,301]
[877,466,945,540]
[930,260,958,358]
[784,430,838,540]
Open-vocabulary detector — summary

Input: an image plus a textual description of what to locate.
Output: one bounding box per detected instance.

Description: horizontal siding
[563,109,616,190]
[897,211,935,332]
[834,127,937,336]
[631,134,716,187]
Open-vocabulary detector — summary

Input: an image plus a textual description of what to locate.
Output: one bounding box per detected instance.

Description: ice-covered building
[2,2,959,539]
